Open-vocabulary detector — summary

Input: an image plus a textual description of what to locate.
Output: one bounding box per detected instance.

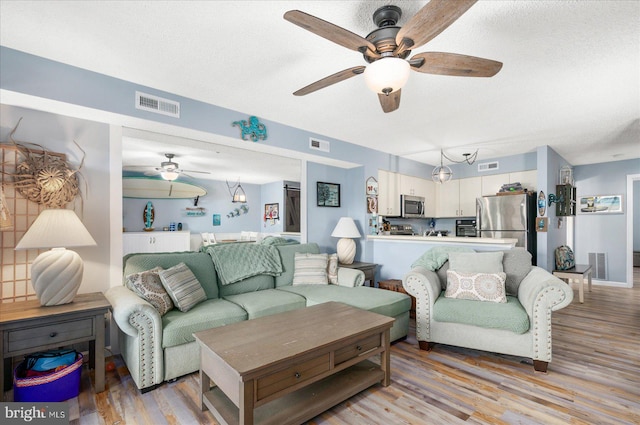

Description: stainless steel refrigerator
[477,194,537,265]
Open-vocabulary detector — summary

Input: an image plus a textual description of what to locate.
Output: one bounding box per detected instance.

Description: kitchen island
[367,234,519,285]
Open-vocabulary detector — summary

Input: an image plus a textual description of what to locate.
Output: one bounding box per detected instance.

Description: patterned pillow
[445,270,507,303]
[158,262,207,312]
[327,254,338,284]
[124,267,174,316]
[293,253,328,285]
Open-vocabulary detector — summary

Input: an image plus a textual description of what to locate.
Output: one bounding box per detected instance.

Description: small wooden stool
[553,264,592,303]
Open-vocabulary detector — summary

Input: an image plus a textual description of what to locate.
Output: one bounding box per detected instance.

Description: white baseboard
[592,279,629,288]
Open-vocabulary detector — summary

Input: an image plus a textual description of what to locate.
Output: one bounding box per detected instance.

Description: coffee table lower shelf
[202,360,383,425]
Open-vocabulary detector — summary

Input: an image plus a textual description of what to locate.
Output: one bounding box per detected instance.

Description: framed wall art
[577,194,623,214]
[264,203,279,220]
[317,182,341,207]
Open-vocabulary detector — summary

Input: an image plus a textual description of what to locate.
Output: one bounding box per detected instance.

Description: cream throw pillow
[327,254,338,284]
[445,270,507,303]
[124,266,174,316]
[158,262,207,312]
[293,253,328,285]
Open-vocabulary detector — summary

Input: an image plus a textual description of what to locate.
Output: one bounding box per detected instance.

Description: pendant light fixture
[431,149,479,184]
[227,178,247,203]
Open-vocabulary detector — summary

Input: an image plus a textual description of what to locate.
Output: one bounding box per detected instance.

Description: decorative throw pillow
[158,262,207,312]
[124,267,174,316]
[445,270,507,303]
[448,251,504,274]
[293,253,329,285]
[327,254,338,284]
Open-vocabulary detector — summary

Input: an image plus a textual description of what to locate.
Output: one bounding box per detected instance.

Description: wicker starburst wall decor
[2,118,85,208]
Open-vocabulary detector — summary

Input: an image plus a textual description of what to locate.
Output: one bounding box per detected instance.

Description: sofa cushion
[327,254,338,284]
[448,251,504,273]
[159,263,207,312]
[161,298,247,348]
[445,270,507,303]
[274,243,321,287]
[124,266,174,316]
[217,274,275,297]
[433,292,530,334]
[123,252,219,299]
[501,248,533,296]
[278,285,411,318]
[223,289,307,319]
[293,252,329,285]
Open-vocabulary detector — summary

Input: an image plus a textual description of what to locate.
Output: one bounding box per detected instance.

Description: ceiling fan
[284,0,502,113]
[125,153,211,181]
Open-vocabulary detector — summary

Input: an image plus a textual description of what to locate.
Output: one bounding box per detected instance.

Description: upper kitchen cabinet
[378,170,400,216]
[481,170,537,196]
[399,174,436,216]
[436,177,481,217]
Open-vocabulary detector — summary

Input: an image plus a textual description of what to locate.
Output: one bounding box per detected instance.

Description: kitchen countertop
[367,234,518,246]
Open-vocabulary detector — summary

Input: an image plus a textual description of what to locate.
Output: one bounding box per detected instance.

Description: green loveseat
[106,243,410,392]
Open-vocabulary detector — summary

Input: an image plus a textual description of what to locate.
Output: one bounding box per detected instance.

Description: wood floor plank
[70,271,639,424]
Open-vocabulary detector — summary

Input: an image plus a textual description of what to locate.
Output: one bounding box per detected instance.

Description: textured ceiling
[1,0,638,170]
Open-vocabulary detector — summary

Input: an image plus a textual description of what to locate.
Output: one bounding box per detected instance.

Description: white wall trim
[626,173,640,288]
[592,279,629,288]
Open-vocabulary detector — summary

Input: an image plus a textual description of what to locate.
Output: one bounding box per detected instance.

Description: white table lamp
[331,217,361,265]
[15,209,96,306]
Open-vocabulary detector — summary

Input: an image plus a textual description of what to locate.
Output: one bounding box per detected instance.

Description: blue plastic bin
[13,352,83,402]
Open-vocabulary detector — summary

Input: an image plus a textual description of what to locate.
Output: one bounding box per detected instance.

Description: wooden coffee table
[194,302,394,425]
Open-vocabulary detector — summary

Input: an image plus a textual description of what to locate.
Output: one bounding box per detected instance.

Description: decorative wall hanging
[578,194,623,214]
[227,204,249,218]
[366,176,378,196]
[264,203,279,226]
[317,182,340,207]
[143,201,155,231]
[536,217,548,232]
[1,118,85,208]
[538,190,546,216]
[232,116,268,142]
[184,207,206,217]
[0,186,12,231]
[212,214,221,226]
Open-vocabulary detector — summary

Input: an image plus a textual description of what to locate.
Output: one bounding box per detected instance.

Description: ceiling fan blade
[395,0,476,54]
[410,52,502,77]
[182,170,211,175]
[284,10,376,54]
[378,89,401,113]
[294,66,365,96]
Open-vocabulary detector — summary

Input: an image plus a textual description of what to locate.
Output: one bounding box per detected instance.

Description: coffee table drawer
[334,334,380,366]
[6,318,94,354]
[256,353,331,401]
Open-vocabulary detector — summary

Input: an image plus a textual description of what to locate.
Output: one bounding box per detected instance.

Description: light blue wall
[574,159,640,283]
[450,152,537,179]
[635,180,640,251]
[122,179,261,234]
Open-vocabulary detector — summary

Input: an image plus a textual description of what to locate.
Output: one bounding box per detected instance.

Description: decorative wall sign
[264,203,279,220]
[578,194,623,214]
[536,217,548,232]
[227,204,249,218]
[367,196,378,214]
[317,182,340,207]
[366,177,378,195]
[538,190,546,216]
[232,116,267,142]
[212,214,221,226]
[143,201,154,231]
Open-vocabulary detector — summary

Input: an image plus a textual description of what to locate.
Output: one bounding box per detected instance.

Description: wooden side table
[378,279,416,319]
[0,292,111,401]
[553,264,592,303]
[339,261,378,286]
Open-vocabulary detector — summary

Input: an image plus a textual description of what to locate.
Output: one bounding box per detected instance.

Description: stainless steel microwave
[400,194,425,218]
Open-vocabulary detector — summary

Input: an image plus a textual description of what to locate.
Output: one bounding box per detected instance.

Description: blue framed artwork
[212,214,221,226]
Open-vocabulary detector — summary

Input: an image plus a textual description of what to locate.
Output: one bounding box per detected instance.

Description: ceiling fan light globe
[364,57,410,94]
[161,170,179,181]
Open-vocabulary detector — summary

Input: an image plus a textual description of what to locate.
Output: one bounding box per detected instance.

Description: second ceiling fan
[284,0,502,113]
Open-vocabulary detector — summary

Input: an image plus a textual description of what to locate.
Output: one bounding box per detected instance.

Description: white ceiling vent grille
[309,137,330,153]
[135,91,180,118]
[478,161,499,172]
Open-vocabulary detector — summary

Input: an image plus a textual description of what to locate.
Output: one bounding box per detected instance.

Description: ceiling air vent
[309,137,330,153]
[478,161,499,172]
[135,91,180,118]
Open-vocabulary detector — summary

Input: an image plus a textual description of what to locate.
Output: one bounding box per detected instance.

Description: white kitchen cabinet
[509,170,537,193]
[400,175,428,197]
[481,174,507,196]
[123,231,191,255]
[481,170,537,196]
[378,170,400,216]
[436,177,481,217]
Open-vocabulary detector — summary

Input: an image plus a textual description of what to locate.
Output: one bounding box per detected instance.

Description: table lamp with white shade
[331,217,361,265]
[14,209,96,306]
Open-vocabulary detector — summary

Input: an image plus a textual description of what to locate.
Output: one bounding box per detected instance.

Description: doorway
[284,182,301,233]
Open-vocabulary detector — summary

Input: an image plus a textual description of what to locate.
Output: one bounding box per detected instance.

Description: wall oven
[401,195,425,218]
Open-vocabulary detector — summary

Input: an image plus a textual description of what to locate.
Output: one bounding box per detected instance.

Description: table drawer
[6,318,94,354]
[334,334,380,366]
[256,353,330,401]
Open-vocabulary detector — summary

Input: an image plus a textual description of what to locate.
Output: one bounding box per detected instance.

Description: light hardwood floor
[69,273,639,424]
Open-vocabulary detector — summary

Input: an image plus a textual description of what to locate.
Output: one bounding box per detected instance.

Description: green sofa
[106,243,410,392]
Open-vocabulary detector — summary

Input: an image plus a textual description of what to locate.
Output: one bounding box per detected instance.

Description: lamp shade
[432,165,453,184]
[15,209,96,250]
[232,184,247,203]
[364,57,410,94]
[331,217,361,239]
[160,170,179,181]
[15,209,96,306]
